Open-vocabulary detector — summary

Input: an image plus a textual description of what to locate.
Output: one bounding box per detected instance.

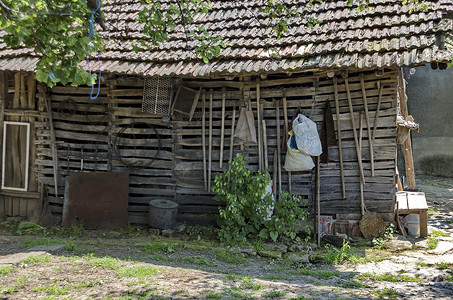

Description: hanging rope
[86,0,102,100]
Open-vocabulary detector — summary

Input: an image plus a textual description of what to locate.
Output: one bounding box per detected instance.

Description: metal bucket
[148,199,178,229]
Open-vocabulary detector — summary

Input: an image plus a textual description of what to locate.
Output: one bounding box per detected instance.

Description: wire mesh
[142,77,172,115]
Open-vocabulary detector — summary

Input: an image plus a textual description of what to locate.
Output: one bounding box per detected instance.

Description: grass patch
[427,237,439,250]
[240,276,263,290]
[263,288,287,298]
[205,290,224,299]
[23,238,64,249]
[216,249,246,264]
[140,240,179,254]
[178,255,212,266]
[289,267,341,279]
[32,283,70,296]
[340,281,365,288]
[373,288,399,298]
[431,230,451,237]
[0,285,15,294]
[0,266,13,277]
[356,272,422,283]
[65,240,92,255]
[427,207,438,214]
[85,254,121,270]
[22,254,52,264]
[436,262,453,269]
[118,266,159,279]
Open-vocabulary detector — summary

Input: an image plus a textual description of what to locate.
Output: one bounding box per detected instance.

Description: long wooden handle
[372,81,383,140]
[360,74,375,176]
[333,77,346,199]
[208,89,213,192]
[345,78,366,185]
[202,90,207,190]
[220,87,226,168]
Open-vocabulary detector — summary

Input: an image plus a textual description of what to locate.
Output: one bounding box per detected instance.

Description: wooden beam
[398,68,416,188]
[0,71,7,217]
[44,89,60,198]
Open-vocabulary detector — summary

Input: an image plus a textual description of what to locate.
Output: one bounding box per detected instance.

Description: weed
[33,283,70,296]
[0,266,13,277]
[263,288,287,298]
[118,266,159,278]
[22,254,52,264]
[372,224,395,249]
[185,225,217,240]
[431,230,451,237]
[323,242,359,264]
[290,297,310,300]
[23,238,64,249]
[427,237,439,250]
[340,281,365,288]
[373,288,398,298]
[0,285,15,294]
[16,221,46,235]
[178,255,212,266]
[428,207,438,214]
[240,276,263,290]
[85,254,121,270]
[205,290,223,299]
[216,249,246,264]
[417,262,429,267]
[57,224,84,238]
[436,262,453,269]
[141,240,178,254]
[356,272,422,282]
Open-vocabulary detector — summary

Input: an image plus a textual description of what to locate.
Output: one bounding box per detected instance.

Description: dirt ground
[0,175,453,299]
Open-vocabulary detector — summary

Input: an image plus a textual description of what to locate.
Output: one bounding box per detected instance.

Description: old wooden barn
[0,0,452,227]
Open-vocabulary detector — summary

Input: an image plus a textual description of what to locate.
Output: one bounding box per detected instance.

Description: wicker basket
[359,211,386,240]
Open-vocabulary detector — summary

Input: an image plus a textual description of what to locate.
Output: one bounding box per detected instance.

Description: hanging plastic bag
[284,132,315,171]
[292,114,322,156]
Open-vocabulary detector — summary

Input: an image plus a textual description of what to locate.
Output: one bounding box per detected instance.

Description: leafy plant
[213,153,274,243]
[372,224,394,248]
[427,237,439,250]
[16,221,46,236]
[213,154,309,244]
[323,242,353,264]
[260,192,309,242]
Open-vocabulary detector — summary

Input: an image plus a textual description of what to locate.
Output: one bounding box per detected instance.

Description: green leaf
[270,231,279,242]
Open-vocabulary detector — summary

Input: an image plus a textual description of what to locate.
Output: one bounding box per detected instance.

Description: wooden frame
[2,121,30,192]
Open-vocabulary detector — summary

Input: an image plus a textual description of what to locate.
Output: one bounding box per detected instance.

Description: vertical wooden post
[256,80,262,170]
[219,87,226,168]
[0,72,7,217]
[202,90,207,190]
[316,156,321,248]
[398,69,416,188]
[333,78,346,198]
[275,100,282,194]
[44,89,59,198]
[208,89,213,192]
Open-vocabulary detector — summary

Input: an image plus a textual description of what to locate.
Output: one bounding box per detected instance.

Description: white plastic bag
[284,136,315,171]
[292,114,322,156]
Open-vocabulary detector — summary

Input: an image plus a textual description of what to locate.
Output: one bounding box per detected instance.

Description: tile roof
[1,0,452,77]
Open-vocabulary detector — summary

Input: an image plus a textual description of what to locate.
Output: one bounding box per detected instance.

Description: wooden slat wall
[0,71,41,219]
[32,70,397,225]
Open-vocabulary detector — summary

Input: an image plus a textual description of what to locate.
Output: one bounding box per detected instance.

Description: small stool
[396,191,428,238]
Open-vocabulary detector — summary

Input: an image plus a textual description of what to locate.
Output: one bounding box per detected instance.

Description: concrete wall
[406,65,453,177]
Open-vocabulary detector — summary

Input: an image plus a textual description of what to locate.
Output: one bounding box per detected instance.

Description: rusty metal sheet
[62,172,129,229]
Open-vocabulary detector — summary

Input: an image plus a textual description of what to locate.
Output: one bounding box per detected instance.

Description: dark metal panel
[62,172,129,229]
